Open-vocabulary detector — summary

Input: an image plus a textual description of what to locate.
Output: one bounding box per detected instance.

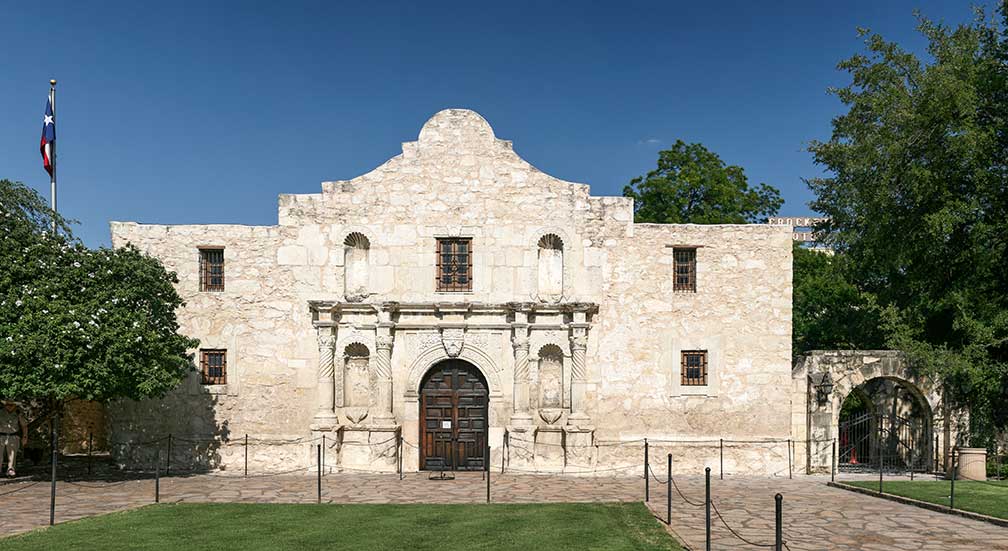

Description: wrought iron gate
[838,413,930,473]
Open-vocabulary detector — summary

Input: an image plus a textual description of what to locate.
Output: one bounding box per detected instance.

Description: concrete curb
[827,481,1008,528]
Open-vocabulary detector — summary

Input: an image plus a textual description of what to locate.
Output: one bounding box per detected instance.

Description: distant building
[767,217,831,252]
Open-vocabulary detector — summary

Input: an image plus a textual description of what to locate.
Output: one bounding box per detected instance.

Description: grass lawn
[0,502,683,551]
[846,480,1008,519]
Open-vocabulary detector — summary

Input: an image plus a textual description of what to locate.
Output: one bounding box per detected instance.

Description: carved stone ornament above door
[441,328,464,358]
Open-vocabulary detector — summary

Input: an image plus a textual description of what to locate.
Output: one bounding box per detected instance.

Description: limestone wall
[108,109,794,475]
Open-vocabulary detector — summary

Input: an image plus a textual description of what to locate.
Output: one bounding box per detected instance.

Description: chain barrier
[646,463,668,485]
[0,481,41,497]
[709,500,778,548]
[212,463,317,479]
[502,464,639,476]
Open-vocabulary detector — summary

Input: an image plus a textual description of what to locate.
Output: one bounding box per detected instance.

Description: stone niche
[537,234,564,302]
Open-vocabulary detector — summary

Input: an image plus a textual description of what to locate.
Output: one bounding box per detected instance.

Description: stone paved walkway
[1,472,1005,550]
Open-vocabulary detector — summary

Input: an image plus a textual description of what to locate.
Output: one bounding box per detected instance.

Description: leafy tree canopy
[792,243,885,354]
[0,179,198,411]
[807,6,1008,439]
[623,140,783,224]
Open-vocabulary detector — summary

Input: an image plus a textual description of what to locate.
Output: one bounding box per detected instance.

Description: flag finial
[50,79,56,86]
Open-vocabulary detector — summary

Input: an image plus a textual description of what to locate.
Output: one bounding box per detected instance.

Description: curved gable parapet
[415,109,505,153]
[319,109,589,196]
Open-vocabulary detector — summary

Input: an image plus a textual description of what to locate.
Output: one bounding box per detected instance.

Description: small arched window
[537,234,564,302]
[344,233,370,301]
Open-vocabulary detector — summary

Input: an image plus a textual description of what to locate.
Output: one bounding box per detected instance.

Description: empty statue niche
[537,234,563,302]
[344,232,370,301]
[343,343,372,408]
[537,344,564,409]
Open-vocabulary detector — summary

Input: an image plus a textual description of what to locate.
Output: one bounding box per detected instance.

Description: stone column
[312,327,339,429]
[568,314,590,424]
[373,333,395,425]
[510,311,533,426]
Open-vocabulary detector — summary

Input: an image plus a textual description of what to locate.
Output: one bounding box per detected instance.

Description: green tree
[624,140,783,224]
[792,243,885,354]
[0,179,198,417]
[807,6,1008,440]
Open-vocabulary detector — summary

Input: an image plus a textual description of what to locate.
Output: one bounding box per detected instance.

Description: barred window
[681,350,707,386]
[673,248,696,292]
[436,238,472,292]
[200,349,227,385]
[199,248,225,292]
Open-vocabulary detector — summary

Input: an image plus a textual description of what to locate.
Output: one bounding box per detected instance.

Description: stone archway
[794,350,962,473]
[836,376,933,472]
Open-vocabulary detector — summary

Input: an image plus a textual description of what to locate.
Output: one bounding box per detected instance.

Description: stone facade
[108,109,794,475]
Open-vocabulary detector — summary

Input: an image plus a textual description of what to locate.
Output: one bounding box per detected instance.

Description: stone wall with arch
[793,350,965,473]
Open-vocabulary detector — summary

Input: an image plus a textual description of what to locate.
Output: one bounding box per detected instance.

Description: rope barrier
[0,481,41,497]
[660,471,704,508]
[710,500,778,548]
[212,464,317,479]
[500,464,639,476]
[646,463,669,485]
[62,478,141,488]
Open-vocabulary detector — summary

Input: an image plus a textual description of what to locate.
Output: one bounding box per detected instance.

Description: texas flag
[40,90,55,176]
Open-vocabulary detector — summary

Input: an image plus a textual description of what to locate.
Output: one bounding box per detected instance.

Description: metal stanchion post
[317,444,322,504]
[878,425,883,494]
[666,454,672,526]
[486,440,491,503]
[705,467,711,551]
[910,436,914,481]
[50,417,58,526]
[775,493,783,551]
[831,439,836,483]
[935,435,939,474]
[244,434,248,478]
[787,439,792,480]
[720,438,723,480]
[398,434,403,481]
[167,434,172,476]
[87,431,93,476]
[950,448,956,511]
[155,451,160,503]
[644,439,649,502]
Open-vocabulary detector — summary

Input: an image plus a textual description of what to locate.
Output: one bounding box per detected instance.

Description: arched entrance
[419,359,488,471]
[837,377,933,472]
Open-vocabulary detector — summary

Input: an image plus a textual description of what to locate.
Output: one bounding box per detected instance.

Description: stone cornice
[309,300,598,316]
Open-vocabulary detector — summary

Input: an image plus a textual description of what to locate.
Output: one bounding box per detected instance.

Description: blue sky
[0,0,992,247]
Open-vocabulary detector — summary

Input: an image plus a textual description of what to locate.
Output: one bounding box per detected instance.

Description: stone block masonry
[109,109,793,476]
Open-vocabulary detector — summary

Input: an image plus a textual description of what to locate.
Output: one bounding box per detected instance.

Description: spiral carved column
[568,322,591,423]
[373,333,395,424]
[511,314,533,425]
[313,328,338,428]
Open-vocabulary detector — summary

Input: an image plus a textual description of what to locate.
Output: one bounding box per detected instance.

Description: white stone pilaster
[313,326,338,429]
[511,311,532,426]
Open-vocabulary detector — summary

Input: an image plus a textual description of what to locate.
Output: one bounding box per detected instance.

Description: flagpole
[49,79,57,231]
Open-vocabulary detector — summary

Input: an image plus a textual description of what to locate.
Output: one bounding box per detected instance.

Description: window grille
[681,350,707,386]
[673,248,696,292]
[200,349,227,385]
[199,248,225,292]
[436,238,472,292]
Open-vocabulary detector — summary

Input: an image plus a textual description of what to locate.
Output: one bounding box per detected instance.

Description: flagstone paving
[1,471,1005,549]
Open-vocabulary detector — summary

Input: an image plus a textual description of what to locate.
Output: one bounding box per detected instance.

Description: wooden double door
[419,360,488,471]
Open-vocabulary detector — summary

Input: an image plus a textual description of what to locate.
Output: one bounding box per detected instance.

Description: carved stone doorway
[419,359,488,471]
